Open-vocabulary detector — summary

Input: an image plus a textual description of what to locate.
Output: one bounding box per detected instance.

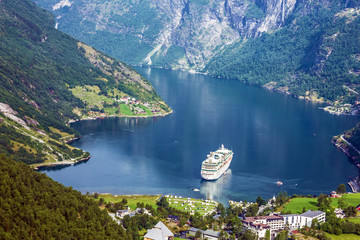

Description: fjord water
[44,67,359,203]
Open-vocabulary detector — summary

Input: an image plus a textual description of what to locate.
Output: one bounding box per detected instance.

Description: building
[144,221,174,240]
[188,227,203,238]
[282,210,325,230]
[167,215,180,223]
[188,227,220,240]
[116,209,131,218]
[203,229,220,240]
[135,208,151,215]
[334,208,345,218]
[242,216,283,238]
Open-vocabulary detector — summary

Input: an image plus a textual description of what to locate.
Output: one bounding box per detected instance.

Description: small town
[90,184,360,240]
[85,96,165,119]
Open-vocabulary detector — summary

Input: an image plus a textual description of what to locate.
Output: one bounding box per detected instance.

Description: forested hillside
[33,0,360,109]
[0,154,128,239]
[0,0,170,166]
[205,1,360,107]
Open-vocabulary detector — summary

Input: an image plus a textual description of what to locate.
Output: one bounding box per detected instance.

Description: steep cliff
[33,0,297,70]
[33,0,360,107]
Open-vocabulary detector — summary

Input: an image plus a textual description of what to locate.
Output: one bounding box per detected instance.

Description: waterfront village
[90,185,360,240]
[86,96,164,118]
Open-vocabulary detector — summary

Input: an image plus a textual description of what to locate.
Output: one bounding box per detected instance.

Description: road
[341,135,360,154]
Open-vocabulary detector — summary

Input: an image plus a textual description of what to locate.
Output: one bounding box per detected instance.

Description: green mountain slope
[205,2,360,109]
[0,154,127,239]
[33,0,359,110]
[333,122,360,165]
[0,0,170,166]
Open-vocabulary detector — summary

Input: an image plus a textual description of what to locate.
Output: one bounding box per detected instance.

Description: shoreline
[68,109,173,124]
[32,155,91,170]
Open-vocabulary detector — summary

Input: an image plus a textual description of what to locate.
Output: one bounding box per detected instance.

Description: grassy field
[139,105,152,115]
[325,233,360,240]
[282,198,319,214]
[167,195,217,215]
[97,194,160,210]
[70,85,114,108]
[282,194,360,214]
[119,103,135,116]
[347,217,360,224]
[104,107,118,115]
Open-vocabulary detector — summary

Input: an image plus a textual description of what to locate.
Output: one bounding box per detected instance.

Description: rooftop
[203,229,220,237]
[300,210,325,218]
[144,221,173,240]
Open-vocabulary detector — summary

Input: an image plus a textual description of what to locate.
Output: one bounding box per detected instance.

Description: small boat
[193,188,200,192]
[276,181,283,186]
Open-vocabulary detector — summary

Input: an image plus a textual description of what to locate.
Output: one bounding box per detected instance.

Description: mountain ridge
[33,0,360,109]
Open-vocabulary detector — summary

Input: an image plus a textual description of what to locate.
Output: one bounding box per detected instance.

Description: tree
[317,194,332,212]
[246,204,259,217]
[195,230,202,239]
[256,196,266,206]
[336,184,346,194]
[338,197,348,210]
[217,203,226,217]
[240,230,256,240]
[344,206,357,218]
[98,198,105,206]
[275,192,289,207]
[275,230,288,240]
[157,197,169,208]
[121,198,128,205]
[265,230,270,240]
[220,230,229,240]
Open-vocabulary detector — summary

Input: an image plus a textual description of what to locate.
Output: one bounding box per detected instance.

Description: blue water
[43,67,360,204]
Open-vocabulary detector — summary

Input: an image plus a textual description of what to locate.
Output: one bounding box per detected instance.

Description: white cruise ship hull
[201,154,233,181]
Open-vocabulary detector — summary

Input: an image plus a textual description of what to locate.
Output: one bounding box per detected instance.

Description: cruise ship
[201,144,233,180]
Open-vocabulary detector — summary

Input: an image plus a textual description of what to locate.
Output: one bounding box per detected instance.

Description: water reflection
[200,170,232,202]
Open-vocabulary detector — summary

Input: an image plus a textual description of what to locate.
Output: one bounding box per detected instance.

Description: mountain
[205,1,360,108]
[0,154,128,239]
[33,0,298,70]
[0,0,170,166]
[333,122,360,165]
[33,0,360,108]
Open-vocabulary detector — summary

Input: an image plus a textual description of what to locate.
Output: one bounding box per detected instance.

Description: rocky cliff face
[33,0,298,70]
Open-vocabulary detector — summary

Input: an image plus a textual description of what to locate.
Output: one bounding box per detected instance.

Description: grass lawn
[119,103,135,116]
[104,107,118,115]
[282,198,318,214]
[325,233,360,240]
[282,193,360,214]
[341,193,360,207]
[139,105,153,115]
[71,86,114,108]
[97,194,160,210]
[347,217,360,224]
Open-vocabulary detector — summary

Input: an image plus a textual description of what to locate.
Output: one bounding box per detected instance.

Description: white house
[144,221,174,240]
[116,209,131,219]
